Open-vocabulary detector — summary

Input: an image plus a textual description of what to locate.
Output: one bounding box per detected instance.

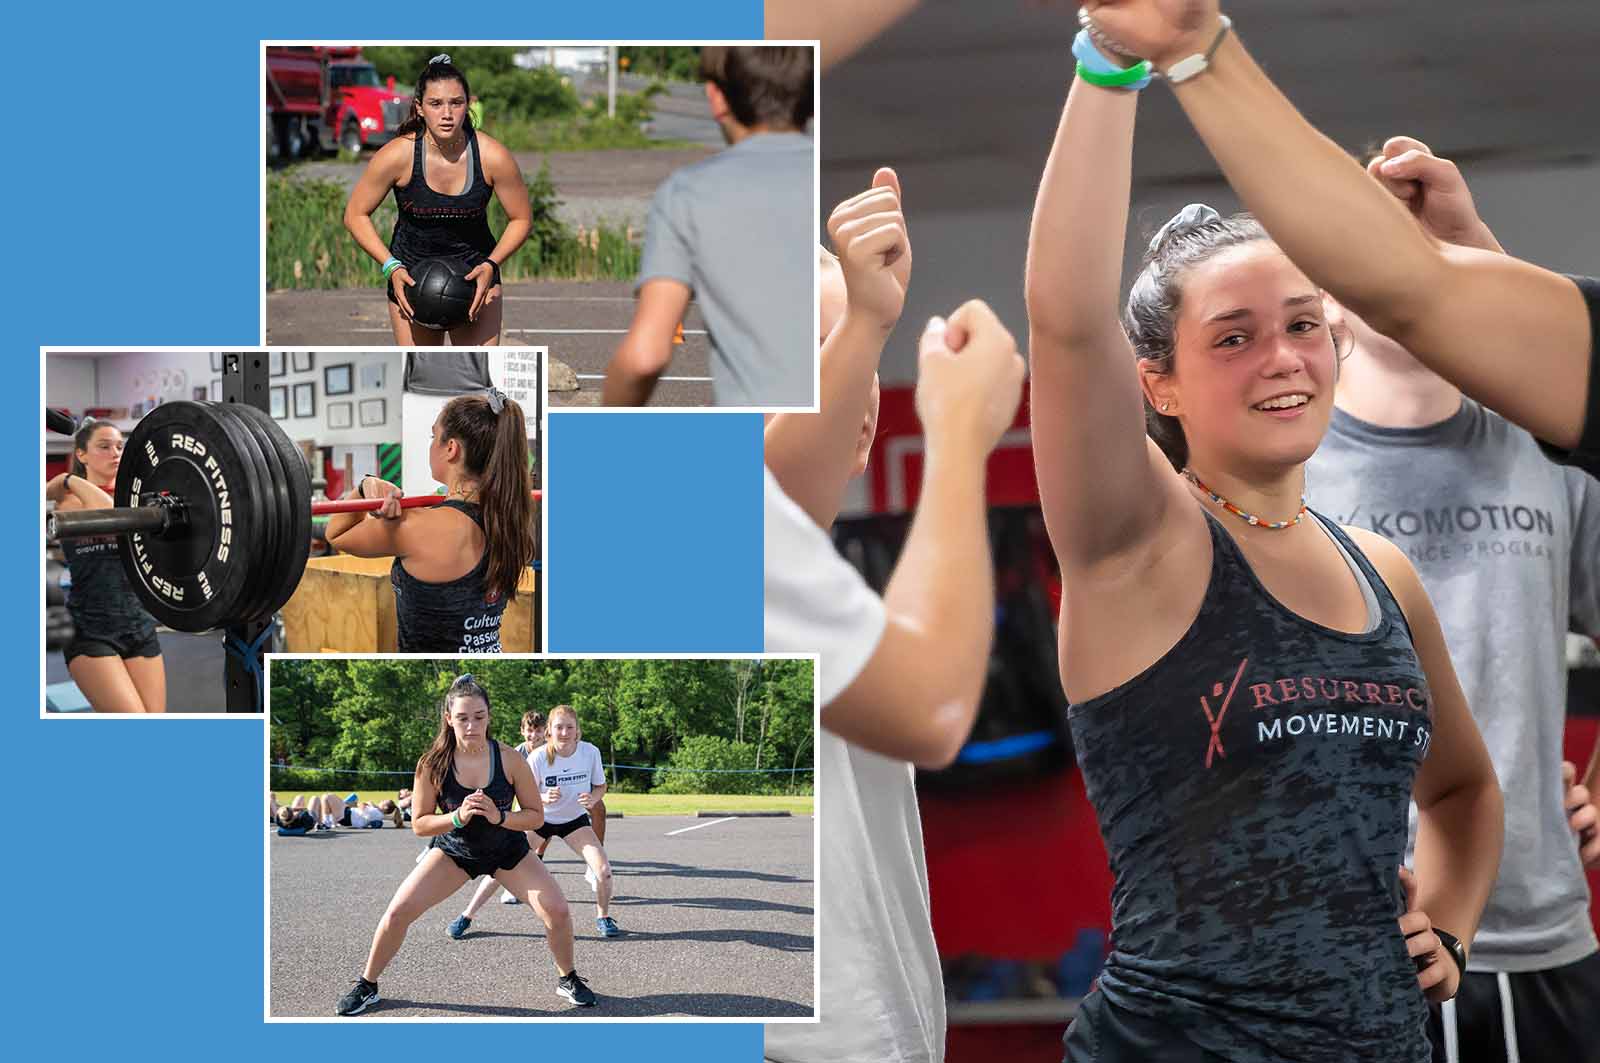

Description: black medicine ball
[405,257,476,331]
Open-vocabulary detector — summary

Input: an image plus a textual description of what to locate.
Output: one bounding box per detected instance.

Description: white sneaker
[584,868,598,892]
[500,889,521,905]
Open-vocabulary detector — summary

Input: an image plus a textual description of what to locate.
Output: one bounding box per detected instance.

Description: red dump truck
[266,46,411,159]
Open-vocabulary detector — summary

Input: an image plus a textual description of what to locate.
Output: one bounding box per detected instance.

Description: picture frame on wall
[358,360,385,391]
[324,362,354,396]
[209,379,222,401]
[358,398,386,427]
[270,386,287,420]
[210,352,223,372]
[270,350,286,377]
[328,401,353,430]
[292,351,314,373]
[293,382,316,418]
[192,386,207,401]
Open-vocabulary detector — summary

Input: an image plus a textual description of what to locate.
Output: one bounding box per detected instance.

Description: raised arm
[765,168,909,526]
[821,301,1025,766]
[1025,67,1173,568]
[1082,1,1593,450]
[764,0,924,71]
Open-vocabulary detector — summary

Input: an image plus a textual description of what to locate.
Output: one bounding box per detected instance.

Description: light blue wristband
[1072,29,1152,90]
[382,256,402,279]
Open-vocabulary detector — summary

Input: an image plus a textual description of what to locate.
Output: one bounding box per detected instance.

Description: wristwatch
[1163,15,1233,84]
[1432,928,1468,981]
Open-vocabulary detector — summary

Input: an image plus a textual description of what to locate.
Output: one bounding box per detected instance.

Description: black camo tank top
[391,500,505,653]
[390,129,496,268]
[429,740,519,863]
[1067,509,1432,1062]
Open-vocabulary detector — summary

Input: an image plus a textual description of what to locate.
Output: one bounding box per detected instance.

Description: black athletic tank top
[60,493,157,640]
[1068,510,1432,1062]
[430,740,518,862]
[391,500,506,653]
[389,129,496,268]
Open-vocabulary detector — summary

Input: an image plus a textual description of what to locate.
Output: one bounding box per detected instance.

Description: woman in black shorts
[344,54,531,346]
[322,389,535,653]
[45,419,164,713]
[336,675,596,1016]
[531,705,620,938]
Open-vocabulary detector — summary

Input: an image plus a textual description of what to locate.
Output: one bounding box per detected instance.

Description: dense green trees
[268,659,813,794]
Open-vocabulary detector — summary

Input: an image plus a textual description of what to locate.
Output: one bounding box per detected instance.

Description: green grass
[265,173,641,290]
[486,114,696,152]
[275,791,814,817]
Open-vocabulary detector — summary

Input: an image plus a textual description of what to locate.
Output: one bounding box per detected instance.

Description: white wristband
[1163,15,1232,84]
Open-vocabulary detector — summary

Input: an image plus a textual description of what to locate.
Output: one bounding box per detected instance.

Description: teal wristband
[1072,29,1152,90]
[1076,58,1153,90]
[382,257,403,280]
[451,811,464,829]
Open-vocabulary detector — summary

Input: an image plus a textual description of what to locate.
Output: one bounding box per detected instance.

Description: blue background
[15,1,767,1056]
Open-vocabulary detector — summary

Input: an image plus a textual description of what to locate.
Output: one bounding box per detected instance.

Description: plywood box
[281,554,537,652]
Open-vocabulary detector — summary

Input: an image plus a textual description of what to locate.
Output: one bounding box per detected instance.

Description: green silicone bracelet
[383,260,403,280]
[452,812,464,829]
[1076,58,1153,89]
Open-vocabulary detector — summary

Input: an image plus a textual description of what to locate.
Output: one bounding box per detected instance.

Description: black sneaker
[336,978,380,1016]
[556,971,597,1007]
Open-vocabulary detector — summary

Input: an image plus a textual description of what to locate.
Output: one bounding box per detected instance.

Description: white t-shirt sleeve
[763,468,888,706]
[588,744,606,787]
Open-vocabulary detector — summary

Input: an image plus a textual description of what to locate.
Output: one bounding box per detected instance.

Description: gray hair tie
[485,387,506,414]
[430,53,452,66]
[1150,203,1222,253]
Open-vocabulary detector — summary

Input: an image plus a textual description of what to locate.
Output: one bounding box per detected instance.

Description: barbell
[48,400,541,633]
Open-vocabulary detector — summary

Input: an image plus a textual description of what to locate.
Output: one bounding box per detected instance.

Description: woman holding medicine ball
[343,54,531,346]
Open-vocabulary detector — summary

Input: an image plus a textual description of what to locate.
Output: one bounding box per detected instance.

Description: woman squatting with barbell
[324,388,536,654]
[44,419,165,713]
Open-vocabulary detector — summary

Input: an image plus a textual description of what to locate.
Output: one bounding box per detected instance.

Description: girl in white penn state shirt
[532,706,621,938]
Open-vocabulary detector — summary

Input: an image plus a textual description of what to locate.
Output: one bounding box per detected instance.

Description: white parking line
[666,817,735,836]
[574,373,714,383]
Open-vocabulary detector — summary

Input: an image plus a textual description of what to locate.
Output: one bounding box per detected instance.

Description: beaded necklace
[1183,467,1307,530]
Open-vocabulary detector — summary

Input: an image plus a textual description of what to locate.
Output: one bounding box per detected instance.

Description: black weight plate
[210,402,286,624]
[229,403,312,617]
[115,402,267,632]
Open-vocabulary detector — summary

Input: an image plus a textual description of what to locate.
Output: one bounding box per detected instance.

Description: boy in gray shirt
[603,46,815,408]
[1308,139,1600,1063]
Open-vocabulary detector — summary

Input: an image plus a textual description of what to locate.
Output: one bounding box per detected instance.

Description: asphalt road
[269,813,814,1018]
[263,279,713,407]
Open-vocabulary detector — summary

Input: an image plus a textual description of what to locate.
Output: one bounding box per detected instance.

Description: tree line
[269,658,814,794]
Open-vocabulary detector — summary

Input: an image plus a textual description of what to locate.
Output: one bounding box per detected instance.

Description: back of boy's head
[700,46,813,131]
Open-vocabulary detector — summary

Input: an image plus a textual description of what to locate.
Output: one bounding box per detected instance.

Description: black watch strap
[1433,928,1468,979]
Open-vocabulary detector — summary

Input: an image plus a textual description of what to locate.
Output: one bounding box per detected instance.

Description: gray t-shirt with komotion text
[637,132,815,408]
[1309,398,1600,972]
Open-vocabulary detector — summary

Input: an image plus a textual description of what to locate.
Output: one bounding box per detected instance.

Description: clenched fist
[826,168,913,334]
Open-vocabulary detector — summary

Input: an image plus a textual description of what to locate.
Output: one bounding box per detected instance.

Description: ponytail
[438,391,535,604]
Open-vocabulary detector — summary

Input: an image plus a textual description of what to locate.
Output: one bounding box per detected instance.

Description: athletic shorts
[430,830,531,880]
[535,813,592,841]
[1427,949,1600,1063]
[1063,992,1231,1062]
[281,810,314,831]
[63,628,161,666]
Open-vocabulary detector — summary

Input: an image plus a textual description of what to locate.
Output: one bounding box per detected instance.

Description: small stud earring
[1160,402,1170,412]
